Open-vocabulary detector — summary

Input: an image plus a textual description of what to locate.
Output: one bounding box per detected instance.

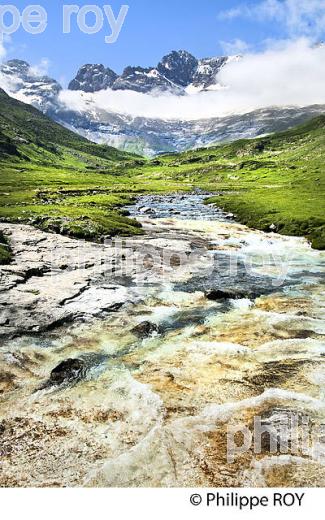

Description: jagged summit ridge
[68,64,117,93]
[157,50,198,87]
[68,50,231,94]
[0,50,233,99]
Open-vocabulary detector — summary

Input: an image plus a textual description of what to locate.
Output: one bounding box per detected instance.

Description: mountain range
[67,50,231,94]
[1,50,325,156]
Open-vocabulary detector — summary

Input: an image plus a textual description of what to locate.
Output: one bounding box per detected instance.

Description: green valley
[0,87,324,254]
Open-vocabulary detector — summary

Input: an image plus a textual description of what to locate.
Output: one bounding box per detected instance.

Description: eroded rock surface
[0,224,138,337]
[0,199,324,488]
[0,221,208,339]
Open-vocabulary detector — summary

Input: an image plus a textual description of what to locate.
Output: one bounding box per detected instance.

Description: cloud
[219,0,325,39]
[0,42,6,61]
[30,58,51,77]
[0,36,9,62]
[57,39,325,120]
[219,6,252,20]
[220,39,251,55]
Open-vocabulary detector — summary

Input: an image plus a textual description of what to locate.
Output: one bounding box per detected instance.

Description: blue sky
[2,0,324,84]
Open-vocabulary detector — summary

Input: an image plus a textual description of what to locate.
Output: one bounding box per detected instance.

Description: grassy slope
[0,86,324,251]
[0,88,146,240]
[143,116,325,249]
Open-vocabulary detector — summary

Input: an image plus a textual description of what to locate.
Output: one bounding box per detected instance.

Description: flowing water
[0,195,325,487]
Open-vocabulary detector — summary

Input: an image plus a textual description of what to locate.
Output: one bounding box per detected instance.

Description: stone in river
[131,321,160,338]
[205,289,253,300]
[49,358,85,386]
[139,207,155,214]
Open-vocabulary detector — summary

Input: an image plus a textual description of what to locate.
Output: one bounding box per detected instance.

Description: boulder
[205,289,254,300]
[206,290,233,300]
[131,321,160,338]
[49,358,85,386]
[139,206,155,214]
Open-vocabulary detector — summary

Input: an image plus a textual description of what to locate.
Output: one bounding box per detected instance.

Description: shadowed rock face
[157,50,199,87]
[191,57,229,88]
[49,358,86,386]
[0,60,62,111]
[205,289,253,301]
[68,50,228,94]
[111,66,182,94]
[68,64,118,93]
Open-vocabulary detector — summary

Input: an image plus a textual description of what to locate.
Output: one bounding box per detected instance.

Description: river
[0,194,324,487]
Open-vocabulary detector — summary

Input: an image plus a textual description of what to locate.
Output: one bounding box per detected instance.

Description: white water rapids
[0,195,324,487]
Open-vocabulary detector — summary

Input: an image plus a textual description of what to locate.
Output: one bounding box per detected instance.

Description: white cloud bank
[58,39,325,121]
[219,0,325,39]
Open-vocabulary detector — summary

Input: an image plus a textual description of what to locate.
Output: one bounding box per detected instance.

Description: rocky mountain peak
[3,59,30,75]
[157,50,198,87]
[66,50,232,95]
[0,59,62,111]
[0,53,322,158]
[191,56,229,89]
[68,64,117,93]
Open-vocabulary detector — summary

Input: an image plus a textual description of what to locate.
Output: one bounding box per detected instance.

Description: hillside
[0,88,139,163]
[0,87,147,254]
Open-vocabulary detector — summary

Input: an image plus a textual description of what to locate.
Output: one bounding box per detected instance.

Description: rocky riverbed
[0,199,214,338]
[0,195,324,487]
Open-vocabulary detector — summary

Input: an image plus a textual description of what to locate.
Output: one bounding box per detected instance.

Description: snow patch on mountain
[0,59,61,111]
